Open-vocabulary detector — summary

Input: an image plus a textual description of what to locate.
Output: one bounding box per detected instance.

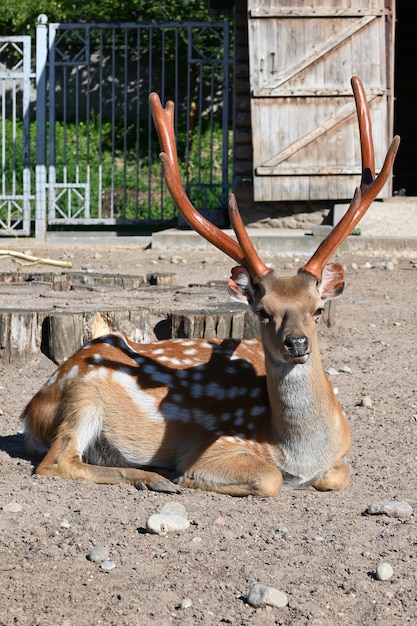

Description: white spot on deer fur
[144,368,173,386]
[251,406,265,417]
[77,405,103,456]
[59,365,80,389]
[112,370,163,421]
[169,357,185,367]
[157,355,170,362]
[83,367,108,382]
[91,354,103,365]
[181,358,194,366]
[151,348,165,355]
[181,340,196,347]
[162,402,190,422]
[44,370,59,388]
[205,382,226,400]
[183,348,197,356]
[191,384,203,399]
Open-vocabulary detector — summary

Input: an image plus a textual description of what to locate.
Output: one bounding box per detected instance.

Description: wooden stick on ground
[0,250,72,268]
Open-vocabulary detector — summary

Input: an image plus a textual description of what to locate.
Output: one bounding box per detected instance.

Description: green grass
[1,117,231,224]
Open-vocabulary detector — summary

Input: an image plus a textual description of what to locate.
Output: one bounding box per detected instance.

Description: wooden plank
[256,167,363,176]
[257,99,360,170]
[252,16,376,95]
[250,8,384,18]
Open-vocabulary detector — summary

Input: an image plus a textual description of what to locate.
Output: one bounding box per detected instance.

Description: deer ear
[228,266,254,303]
[318,263,345,300]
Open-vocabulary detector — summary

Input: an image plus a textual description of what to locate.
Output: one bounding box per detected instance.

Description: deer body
[23,271,351,496]
[21,77,399,497]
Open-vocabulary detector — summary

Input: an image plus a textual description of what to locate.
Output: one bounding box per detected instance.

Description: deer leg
[35,440,180,493]
[178,446,283,497]
[312,461,350,492]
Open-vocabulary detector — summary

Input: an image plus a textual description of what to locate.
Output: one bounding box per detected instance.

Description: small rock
[159,502,188,519]
[365,500,413,518]
[180,597,193,609]
[100,560,116,572]
[350,262,358,270]
[340,365,352,373]
[375,562,394,581]
[362,262,372,269]
[146,513,190,535]
[88,546,110,562]
[247,583,288,608]
[384,261,395,271]
[359,396,373,408]
[60,519,70,529]
[326,367,339,376]
[3,502,22,513]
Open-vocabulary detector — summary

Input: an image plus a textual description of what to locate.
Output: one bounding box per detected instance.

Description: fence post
[35,14,48,240]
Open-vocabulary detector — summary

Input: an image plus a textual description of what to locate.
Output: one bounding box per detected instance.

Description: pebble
[60,519,70,529]
[359,396,373,408]
[326,367,339,376]
[100,560,116,572]
[180,597,193,609]
[159,502,188,519]
[88,546,110,562]
[3,502,22,513]
[146,501,190,535]
[247,584,288,608]
[146,513,190,535]
[365,500,413,518]
[375,562,394,581]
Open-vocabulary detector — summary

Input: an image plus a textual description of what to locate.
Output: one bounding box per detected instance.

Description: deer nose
[284,335,309,357]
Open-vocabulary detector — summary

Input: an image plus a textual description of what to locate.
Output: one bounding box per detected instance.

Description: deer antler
[301,76,400,280]
[149,92,271,283]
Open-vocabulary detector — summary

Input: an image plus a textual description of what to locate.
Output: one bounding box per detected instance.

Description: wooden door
[248,0,395,201]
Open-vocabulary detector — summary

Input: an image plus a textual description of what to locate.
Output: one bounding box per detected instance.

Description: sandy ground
[0,239,417,625]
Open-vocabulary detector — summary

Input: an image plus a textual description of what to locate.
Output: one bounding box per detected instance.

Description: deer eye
[314,307,324,323]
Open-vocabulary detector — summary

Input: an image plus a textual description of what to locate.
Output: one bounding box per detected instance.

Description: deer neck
[264,344,330,436]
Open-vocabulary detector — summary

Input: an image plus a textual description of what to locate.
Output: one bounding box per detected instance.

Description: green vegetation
[1,117,231,222]
[1,0,220,37]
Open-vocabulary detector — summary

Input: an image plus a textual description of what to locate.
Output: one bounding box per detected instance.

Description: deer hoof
[146,478,181,494]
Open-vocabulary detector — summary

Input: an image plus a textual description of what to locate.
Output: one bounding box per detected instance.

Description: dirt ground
[0,239,417,626]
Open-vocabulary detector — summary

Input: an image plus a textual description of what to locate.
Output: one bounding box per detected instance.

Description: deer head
[149,78,399,366]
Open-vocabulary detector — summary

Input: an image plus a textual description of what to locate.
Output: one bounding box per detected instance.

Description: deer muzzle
[284,335,310,363]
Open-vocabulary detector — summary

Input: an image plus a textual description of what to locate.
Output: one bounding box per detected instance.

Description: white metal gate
[0,36,33,235]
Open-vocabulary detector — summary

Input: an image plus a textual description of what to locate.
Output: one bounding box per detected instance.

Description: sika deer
[21,77,399,497]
